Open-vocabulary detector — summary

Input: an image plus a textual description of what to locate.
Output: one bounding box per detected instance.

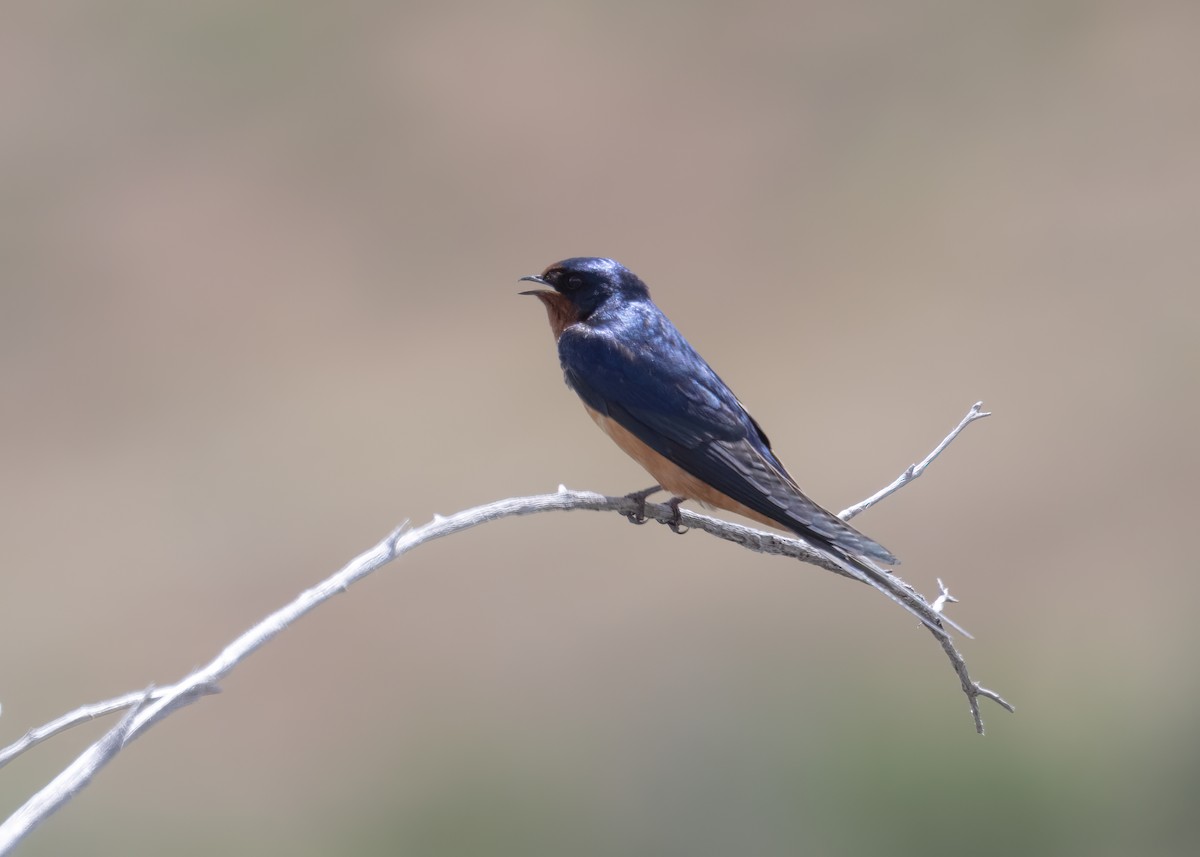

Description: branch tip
[974,684,1015,713]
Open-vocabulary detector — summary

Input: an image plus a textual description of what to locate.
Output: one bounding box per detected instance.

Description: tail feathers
[782,505,899,566]
[813,542,970,640]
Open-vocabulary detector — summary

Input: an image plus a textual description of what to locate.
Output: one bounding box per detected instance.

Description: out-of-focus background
[2,1,1197,854]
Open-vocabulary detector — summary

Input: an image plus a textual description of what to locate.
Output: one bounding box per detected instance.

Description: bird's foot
[665,497,689,534]
[623,485,662,525]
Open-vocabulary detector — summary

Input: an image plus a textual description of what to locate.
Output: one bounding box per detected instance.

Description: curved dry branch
[0,401,1008,854]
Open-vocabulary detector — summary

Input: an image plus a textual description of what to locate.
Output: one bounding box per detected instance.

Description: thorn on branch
[931,578,959,614]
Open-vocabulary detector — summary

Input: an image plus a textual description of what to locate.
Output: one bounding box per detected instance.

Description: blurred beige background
[2,1,1197,854]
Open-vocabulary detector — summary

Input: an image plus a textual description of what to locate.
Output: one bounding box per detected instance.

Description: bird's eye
[564,276,583,292]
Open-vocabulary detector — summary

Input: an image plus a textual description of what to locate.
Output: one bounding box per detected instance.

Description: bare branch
[840,402,991,521]
[0,689,152,849]
[0,687,218,771]
[0,401,1007,853]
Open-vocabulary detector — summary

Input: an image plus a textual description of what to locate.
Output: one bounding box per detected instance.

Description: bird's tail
[815,515,899,566]
[812,541,970,640]
[769,487,900,566]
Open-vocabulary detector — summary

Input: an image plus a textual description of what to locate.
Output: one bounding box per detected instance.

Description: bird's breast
[581,404,782,532]
[582,406,698,495]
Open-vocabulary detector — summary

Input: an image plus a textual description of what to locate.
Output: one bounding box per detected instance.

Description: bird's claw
[623,485,661,526]
[666,497,688,534]
[621,486,687,533]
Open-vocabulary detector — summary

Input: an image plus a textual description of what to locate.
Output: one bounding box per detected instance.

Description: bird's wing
[558,320,896,564]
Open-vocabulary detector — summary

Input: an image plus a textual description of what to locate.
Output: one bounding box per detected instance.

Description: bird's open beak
[518,274,551,295]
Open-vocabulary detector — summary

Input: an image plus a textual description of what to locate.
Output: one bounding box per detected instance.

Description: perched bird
[520,256,896,558]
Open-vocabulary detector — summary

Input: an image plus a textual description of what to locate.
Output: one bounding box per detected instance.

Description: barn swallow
[520,258,939,626]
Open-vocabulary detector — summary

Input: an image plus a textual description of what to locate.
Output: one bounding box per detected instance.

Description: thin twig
[0,689,153,848]
[840,402,991,521]
[0,687,218,771]
[0,401,1007,854]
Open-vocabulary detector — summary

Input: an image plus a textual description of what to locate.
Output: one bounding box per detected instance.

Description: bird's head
[520,257,650,336]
